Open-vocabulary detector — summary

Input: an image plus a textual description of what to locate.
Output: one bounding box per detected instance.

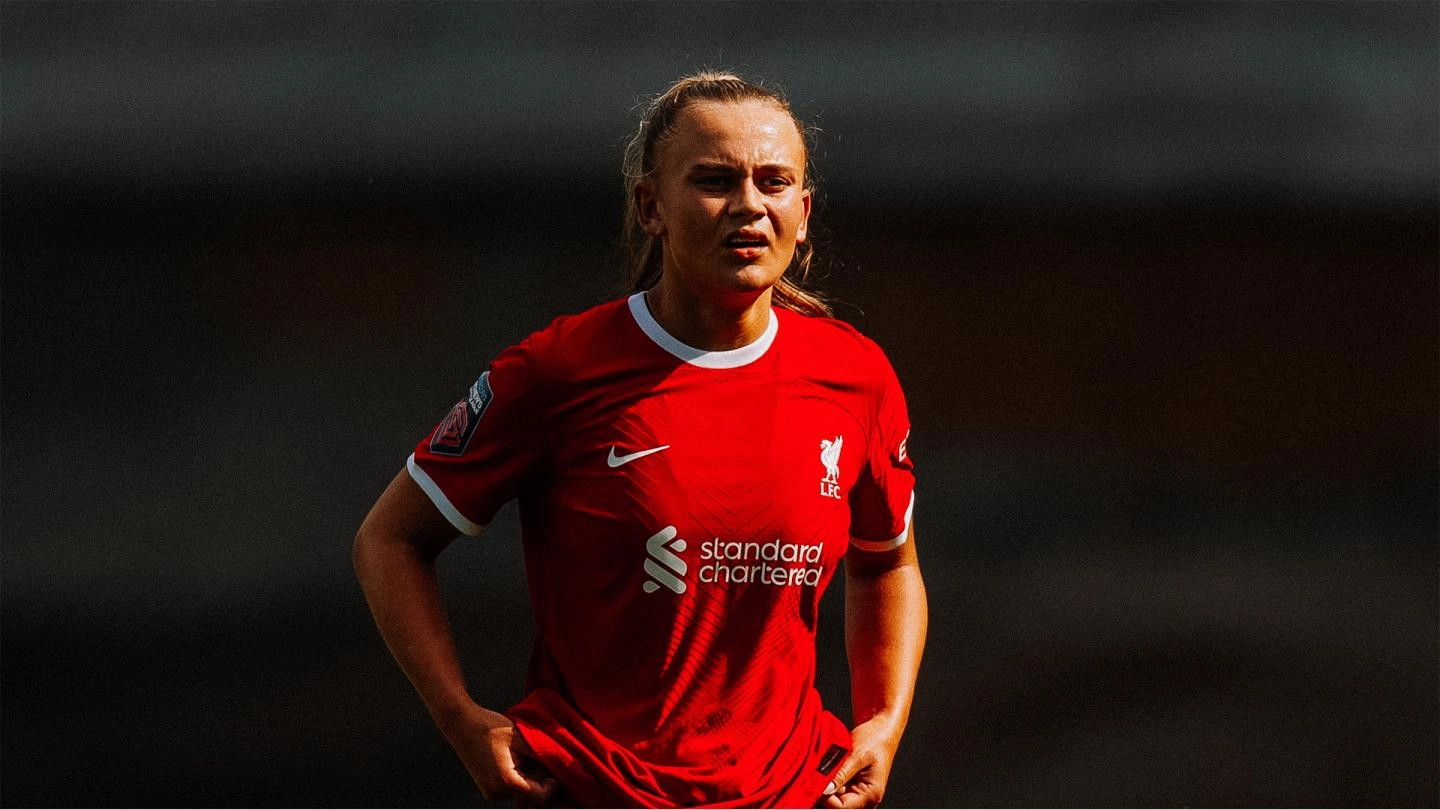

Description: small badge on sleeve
[818,744,847,774]
[429,371,492,456]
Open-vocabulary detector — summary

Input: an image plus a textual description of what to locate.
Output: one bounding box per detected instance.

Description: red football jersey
[408,293,915,807]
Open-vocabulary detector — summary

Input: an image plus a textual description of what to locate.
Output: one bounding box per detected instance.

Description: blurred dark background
[3,2,1436,806]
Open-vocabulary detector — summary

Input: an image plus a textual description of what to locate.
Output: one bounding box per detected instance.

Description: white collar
[627,292,778,369]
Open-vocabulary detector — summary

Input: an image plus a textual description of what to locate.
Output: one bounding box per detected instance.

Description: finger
[821,774,851,808]
[511,728,537,758]
[835,791,871,809]
[829,783,875,810]
[500,768,553,802]
[490,746,543,800]
[514,783,558,810]
[508,732,557,801]
[519,775,556,801]
[825,753,861,797]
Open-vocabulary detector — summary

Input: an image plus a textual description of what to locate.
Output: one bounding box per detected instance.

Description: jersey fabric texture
[408,293,915,808]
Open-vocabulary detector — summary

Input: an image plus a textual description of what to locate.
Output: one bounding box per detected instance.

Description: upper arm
[847,338,915,555]
[405,338,550,534]
[356,468,467,562]
[846,521,919,580]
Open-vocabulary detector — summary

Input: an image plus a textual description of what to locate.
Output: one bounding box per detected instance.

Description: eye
[694,175,730,190]
[758,176,792,192]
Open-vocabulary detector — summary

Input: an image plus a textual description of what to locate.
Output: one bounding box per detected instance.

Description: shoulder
[774,307,897,381]
[513,297,634,374]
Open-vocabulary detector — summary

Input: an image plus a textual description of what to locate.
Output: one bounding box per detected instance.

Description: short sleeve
[847,345,915,551]
[407,337,548,535]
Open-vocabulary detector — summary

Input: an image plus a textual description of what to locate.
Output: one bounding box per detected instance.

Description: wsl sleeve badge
[429,371,493,456]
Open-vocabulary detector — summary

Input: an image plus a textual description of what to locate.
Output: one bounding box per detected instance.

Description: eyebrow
[685,160,799,174]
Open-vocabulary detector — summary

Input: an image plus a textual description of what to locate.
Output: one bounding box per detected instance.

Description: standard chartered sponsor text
[698,538,824,586]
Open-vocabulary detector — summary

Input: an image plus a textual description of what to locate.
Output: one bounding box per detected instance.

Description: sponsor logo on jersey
[430,371,492,456]
[608,444,670,468]
[643,527,828,592]
[819,435,844,499]
[896,428,910,464]
[698,537,825,587]
[643,526,688,594]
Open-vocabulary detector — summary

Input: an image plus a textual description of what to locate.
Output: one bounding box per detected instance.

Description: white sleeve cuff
[849,491,915,552]
[406,454,485,536]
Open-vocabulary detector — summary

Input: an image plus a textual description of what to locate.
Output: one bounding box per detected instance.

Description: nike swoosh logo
[607,444,671,468]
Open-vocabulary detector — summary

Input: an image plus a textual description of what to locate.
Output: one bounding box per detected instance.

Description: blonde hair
[621,71,831,318]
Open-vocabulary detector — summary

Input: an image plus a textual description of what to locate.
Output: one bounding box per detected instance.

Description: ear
[635,180,665,238]
[796,188,812,244]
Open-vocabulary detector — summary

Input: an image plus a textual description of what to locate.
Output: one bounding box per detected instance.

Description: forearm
[843,538,927,737]
[354,472,553,801]
[353,526,477,727]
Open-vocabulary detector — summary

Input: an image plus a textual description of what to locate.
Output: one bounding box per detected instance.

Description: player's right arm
[353,469,555,802]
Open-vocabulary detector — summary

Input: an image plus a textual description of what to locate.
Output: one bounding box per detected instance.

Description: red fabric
[513,688,849,808]
[410,295,914,806]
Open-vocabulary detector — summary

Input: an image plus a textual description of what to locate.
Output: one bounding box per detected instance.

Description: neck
[645,278,774,351]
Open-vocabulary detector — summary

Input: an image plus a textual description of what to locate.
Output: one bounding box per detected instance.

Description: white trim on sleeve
[849,491,915,552]
[406,453,485,536]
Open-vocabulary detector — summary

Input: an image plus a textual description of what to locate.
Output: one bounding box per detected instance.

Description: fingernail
[822,781,837,796]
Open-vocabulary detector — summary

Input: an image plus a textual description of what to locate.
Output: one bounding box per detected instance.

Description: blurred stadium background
[3,2,1435,806]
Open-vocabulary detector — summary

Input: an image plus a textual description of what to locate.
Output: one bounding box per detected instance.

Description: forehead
[658,99,806,169]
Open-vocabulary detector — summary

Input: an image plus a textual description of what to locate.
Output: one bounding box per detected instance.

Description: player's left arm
[825,523,928,809]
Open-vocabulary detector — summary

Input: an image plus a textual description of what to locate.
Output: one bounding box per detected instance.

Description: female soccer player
[354,72,927,808]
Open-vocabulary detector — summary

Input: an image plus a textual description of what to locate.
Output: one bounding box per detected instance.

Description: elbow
[353,521,387,584]
[352,517,445,586]
[352,526,372,581]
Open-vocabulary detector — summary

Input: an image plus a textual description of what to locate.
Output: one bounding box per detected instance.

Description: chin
[723,264,787,294]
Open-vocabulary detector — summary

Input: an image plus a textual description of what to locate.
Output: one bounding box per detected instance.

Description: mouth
[723,232,769,258]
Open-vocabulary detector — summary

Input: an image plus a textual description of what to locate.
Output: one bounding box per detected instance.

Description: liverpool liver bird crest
[819,436,843,484]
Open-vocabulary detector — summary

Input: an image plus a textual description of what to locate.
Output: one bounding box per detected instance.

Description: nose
[727,179,766,219]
